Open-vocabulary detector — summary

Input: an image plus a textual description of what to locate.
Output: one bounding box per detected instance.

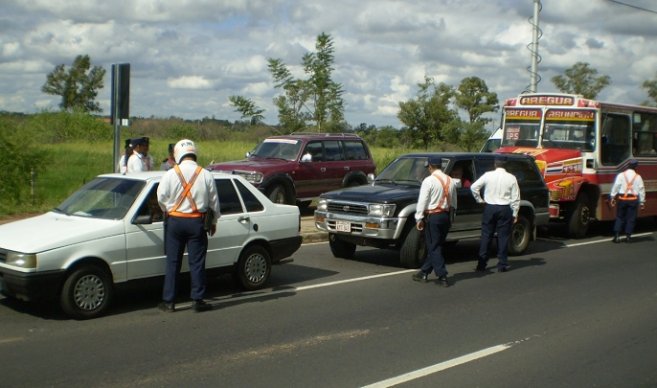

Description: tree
[642,73,657,106]
[229,95,265,124]
[268,33,345,132]
[551,62,610,99]
[454,77,499,151]
[397,77,457,149]
[42,55,106,113]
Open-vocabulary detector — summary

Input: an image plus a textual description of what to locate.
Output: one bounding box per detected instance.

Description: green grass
[0,139,423,219]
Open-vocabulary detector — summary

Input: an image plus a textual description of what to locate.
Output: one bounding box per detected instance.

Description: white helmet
[173,139,197,164]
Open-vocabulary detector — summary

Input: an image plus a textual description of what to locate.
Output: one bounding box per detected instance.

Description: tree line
[38,34,657,151]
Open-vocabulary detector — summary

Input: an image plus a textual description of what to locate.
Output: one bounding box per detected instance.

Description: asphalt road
[1,220,657,387]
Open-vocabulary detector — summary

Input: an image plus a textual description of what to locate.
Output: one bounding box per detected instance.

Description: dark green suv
[314,152,549,268]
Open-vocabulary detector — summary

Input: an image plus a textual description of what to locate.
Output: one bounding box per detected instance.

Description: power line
[606,0,657,14]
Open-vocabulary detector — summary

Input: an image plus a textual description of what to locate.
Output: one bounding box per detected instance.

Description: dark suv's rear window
[506,159,542,184]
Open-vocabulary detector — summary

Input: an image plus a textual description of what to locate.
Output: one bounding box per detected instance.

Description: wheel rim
[244,253,268,284]
[579,204,590,226]
[512,223,527,247]
[73,274,105,311]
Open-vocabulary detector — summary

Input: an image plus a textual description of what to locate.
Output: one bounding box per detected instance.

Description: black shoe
[192,300,212,312]
[625,235,632,243]
[158,302,175,312]
[612,234,620,243]
[498,266,510,273]
[437,276,450,287]
[412,271,429,282]
[475,264,487,272]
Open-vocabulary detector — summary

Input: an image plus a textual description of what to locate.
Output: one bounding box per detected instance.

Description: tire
[568,193,591,238]
[60,264,113,320]
[329,234,356,259]
[236,245,271,291]
[400,225,425,269]
[508,214,531,255]
[267,184,293,205]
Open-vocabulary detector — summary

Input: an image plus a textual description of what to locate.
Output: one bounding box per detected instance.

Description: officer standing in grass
[610,159,646,243]
[413,156,458,287]
[127,136,152,172]
[157,139,221,312]
[471,155,520,273]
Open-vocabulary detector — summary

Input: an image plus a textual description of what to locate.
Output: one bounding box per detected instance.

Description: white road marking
[564,232,653,248]
[361,343,512,388]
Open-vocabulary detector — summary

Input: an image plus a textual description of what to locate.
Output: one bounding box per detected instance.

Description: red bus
[498,93,657,237]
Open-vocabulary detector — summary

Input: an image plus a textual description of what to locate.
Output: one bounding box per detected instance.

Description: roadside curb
[302,231,328,244]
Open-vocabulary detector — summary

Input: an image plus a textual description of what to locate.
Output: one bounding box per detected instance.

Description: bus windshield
[541,109,596,152]
[502,108,541,147]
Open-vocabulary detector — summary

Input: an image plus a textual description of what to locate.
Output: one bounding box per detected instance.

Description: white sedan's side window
[215,179,244,215]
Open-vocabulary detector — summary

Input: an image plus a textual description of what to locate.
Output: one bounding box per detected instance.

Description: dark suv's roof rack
[289,132,360,138]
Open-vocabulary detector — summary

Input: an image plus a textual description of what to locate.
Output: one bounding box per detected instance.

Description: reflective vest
[425,174,452,215]
[619,171,639,201]
[168,165,204,218]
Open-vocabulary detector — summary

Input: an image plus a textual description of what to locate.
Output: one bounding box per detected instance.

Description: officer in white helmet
[157,139,221,312]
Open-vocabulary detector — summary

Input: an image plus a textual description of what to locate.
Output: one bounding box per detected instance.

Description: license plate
[335,220,351,233]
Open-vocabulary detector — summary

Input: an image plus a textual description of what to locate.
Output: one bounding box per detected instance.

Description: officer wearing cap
[610,159,646,243]
[127,136,152,173]
[157,139,221,312]
[471,155,520,272]
[117,138,133,174]
[413,155,458,287]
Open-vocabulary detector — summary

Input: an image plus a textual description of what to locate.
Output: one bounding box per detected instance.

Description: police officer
[413,156,458,287]
[117,138,133,174]
[470,155,520,272]
[127,136,153,172]
[157,139,221,312]
[610,159,646,243]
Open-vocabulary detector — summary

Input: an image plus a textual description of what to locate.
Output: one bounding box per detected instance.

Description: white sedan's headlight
[5,251,37,269]
[317,198,328,211]
[368,204,396,217]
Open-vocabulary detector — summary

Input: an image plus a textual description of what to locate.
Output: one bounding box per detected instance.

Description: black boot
[625,234,632,243]
[612,234,620,243]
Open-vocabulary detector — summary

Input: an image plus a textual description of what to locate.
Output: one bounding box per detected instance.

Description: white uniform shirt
[157,160,221,224]
[127,152,152,173]
[610,168,646,203]
[470,167,520,218]
[118,155,128,174]
[415,169,458,222]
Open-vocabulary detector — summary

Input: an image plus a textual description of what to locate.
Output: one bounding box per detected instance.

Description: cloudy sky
[1,0,657,128]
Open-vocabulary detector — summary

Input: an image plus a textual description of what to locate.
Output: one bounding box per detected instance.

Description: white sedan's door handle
[238,216,250,223]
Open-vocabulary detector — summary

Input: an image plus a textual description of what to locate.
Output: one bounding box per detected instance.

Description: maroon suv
[208,133,376,206]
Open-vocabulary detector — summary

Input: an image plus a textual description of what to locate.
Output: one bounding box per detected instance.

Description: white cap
[174,139,197,164]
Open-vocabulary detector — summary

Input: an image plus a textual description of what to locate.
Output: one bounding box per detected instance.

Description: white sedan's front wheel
[60,264,113,320]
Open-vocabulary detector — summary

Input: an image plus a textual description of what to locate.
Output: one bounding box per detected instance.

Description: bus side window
[601,113,631,166]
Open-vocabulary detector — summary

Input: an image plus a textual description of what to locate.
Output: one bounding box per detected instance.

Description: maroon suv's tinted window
[303,141,324,162]
[324,140,342,161]
[344,140,369,160]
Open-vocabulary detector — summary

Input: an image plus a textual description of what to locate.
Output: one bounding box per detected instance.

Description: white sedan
[0,171,302,319]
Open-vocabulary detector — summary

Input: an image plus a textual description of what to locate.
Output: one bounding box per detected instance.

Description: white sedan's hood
[0,212,124,253]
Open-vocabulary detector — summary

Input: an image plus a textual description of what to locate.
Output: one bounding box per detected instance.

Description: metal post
[529,0,541,93]
[112,65,121,173]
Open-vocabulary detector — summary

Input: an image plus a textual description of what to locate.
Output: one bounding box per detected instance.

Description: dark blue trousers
[421,212,450,277]
[163,216,208,303]
[614,199,639,236]
[478,204,513,269]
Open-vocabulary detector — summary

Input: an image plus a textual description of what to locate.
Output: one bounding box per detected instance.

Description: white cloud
[167,75,213,89]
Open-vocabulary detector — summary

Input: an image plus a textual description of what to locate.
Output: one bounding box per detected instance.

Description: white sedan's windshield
[54,177,145,219]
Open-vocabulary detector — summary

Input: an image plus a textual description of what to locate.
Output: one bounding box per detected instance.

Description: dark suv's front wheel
[329,234,356,259]
[508,214,531,255]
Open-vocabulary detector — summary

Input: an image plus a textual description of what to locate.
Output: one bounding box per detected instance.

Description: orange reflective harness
[424,174,451,215]
[168,165,204,218]
[618,171,638,201]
